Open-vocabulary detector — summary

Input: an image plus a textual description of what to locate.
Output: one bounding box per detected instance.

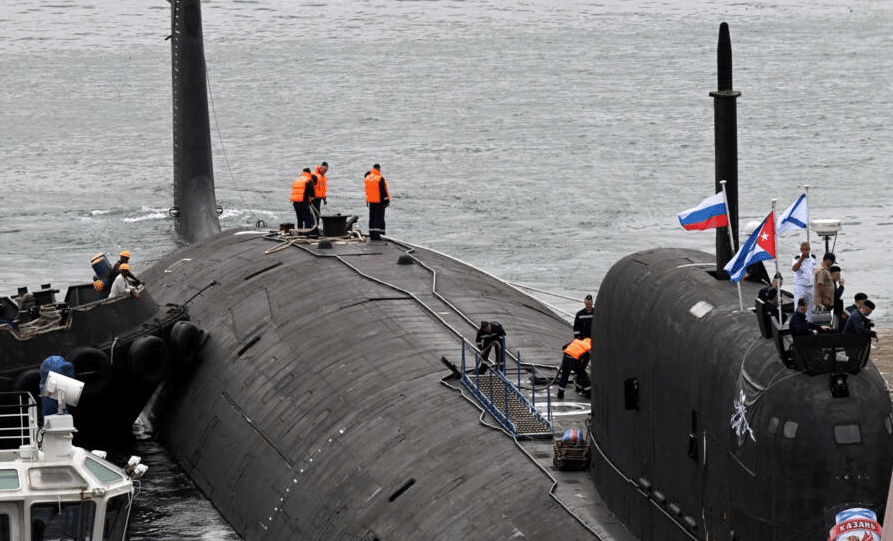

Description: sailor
[758,272,783,303]
[312,161,328,212]
[290,168,316,233]
[364,164,391,241]
[762,287,785,325]
[109,263,139,298]
[790,298,830,336]
[475,320,505,374]
[557,338,591,400]
[843,292,868,327]
[791,241,817,321]
[309,162,328,237]
[843,299,877,341]
[573,294,594,340]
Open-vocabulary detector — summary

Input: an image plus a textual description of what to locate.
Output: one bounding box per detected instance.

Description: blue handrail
[459,340,552,438]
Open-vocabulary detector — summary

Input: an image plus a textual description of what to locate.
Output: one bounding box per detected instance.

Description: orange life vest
[563,338,591,360]
[290,172,312,202]
[313,166,327,198]
[364,169,390,203]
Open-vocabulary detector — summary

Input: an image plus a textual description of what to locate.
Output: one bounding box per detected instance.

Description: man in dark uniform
[790,298,830,335]
[573,294,594,340]
[475,321,505,374]
[572,294,594,392]
[843,299,877,340]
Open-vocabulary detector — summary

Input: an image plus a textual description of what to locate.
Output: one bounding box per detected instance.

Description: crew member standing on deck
[311,161,328,235]
[557,338,591,400]
[572,294,594,391]
[364,164,390,241]
[792,241,817,321]
[290,168,316,233]
[813,252,836,318]
[573,294,594,340]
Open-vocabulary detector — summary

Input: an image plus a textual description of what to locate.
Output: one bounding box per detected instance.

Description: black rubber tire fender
[12,368,42,399]
[128,335,172,385]
[169,320,201,366]
[70,347,113,399]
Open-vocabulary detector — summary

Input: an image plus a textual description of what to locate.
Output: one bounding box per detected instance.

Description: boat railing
[0,392,38,450]
[790,332,870,375]
[769,316,871,374]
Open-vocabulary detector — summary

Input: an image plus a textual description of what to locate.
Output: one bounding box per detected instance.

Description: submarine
[589,24,893,541]
[139,3,893,540]
[142,1,614,539]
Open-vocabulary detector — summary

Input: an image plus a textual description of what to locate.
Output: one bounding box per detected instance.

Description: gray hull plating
[141,231,617,540]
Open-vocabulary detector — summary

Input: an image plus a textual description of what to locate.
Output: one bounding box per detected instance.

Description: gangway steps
[466,373,551,436]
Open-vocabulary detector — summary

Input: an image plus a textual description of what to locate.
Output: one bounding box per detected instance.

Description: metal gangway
[459,339,553,439]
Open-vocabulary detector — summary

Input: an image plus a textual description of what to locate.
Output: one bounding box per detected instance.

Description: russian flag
[678,192,729,231]
[723,211,776,282]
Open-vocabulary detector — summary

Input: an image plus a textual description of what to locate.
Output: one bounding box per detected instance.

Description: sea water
[2,0,892,537]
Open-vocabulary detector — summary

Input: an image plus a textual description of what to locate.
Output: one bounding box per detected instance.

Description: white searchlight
[811,218,842,254]
[41,371,84,411]
[40,372,85,460]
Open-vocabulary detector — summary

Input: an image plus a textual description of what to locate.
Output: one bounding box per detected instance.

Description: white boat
[0,372,144,540]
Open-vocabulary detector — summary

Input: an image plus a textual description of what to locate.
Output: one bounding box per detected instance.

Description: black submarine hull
[591,247,893,540]
[141,230,606,540]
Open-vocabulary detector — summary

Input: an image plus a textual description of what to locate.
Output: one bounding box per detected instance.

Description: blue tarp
[39,356,75,415]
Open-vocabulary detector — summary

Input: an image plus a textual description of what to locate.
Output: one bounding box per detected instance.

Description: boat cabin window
[102,494,131,541]
[782,421,798,439]
[27,466,87,491]
[0,470,18,491]
[767,416,779,436]
[834,424,862,445]
[30,501,95,541]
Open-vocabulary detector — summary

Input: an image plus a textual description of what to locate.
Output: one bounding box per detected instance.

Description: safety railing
[0,392,37,450]
[459,339,552,438]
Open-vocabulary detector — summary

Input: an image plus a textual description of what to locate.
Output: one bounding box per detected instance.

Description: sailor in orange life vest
[363,163,391,241]
[290,168,317,234]
[557,337,591,400]
[311,161,328,234]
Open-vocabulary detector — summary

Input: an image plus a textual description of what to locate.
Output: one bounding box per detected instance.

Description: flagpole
[771,198,779,279]
[720,181,743,312]
[804,184,810,246]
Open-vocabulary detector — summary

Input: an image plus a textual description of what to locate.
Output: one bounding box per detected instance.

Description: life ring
[169,320,202,366]
[128,335,171,385]
[70,347,113,399]
[12,368,42,399]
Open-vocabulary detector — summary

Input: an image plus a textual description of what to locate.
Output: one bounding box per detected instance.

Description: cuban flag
[776,193,807,235]
[677,192,729,231]
[724,211,776,282]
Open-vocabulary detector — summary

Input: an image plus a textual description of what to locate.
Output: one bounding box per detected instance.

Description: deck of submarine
[142,228,640,540]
